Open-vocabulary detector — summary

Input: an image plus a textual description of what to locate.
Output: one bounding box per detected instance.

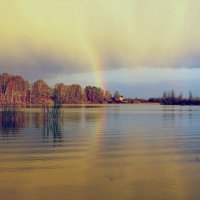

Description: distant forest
[0,73,124,105]
[149,90,200,105]
[0,73,199,105]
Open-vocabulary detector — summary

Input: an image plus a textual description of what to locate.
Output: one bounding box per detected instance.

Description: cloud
[0,42,91,81]
[1,0,200,81]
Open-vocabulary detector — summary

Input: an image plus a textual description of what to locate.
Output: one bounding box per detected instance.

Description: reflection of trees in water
[163,112,175,121]
[84,112,101,121]
[42,117,63,145]
[0,111,29,134]
[0,107,104,144]
[162,106,175,122]
[61,108,102,124]
[0,106,63,145]
[42,104,63,145]
[33,113,63,145]
[64,111,82,123]
[162,106,194,123]
[34,112,44,128]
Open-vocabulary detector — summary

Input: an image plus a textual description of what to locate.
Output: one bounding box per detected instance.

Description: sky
[1,0,200,98]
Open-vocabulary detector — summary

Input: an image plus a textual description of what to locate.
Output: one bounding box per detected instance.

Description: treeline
[2,73,198,106]
[148,90,200,105]
[162,90,200,105]
[0,73,123,105]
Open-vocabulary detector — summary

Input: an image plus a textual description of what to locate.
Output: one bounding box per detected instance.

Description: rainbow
[85,44,106,90]
[93,59,106,90]
[90,53,106,90]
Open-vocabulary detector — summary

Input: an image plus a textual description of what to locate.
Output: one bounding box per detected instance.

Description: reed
[42,102,63,143]
[196,155,200,164]
[0,103,22,131]
[43,102,62,123]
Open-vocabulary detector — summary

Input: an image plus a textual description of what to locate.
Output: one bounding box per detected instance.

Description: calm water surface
[0,105,200,200]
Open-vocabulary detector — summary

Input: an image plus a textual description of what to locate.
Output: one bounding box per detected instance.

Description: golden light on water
[0,107,194,200]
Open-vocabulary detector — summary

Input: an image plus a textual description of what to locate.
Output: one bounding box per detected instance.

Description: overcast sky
[1,0,200,97]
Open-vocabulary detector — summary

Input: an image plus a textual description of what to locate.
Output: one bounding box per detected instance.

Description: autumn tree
[31,80,52,104]
[84,86,104,103]
[104,90,112,103]
[0,73,30,105]
[53,83,68,103]
[68,84,82,103]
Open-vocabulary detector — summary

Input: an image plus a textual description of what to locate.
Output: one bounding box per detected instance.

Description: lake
[0,104,200,200]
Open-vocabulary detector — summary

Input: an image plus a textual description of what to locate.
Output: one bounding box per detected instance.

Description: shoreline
[1,102,199,111]
[0,102,160,108]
